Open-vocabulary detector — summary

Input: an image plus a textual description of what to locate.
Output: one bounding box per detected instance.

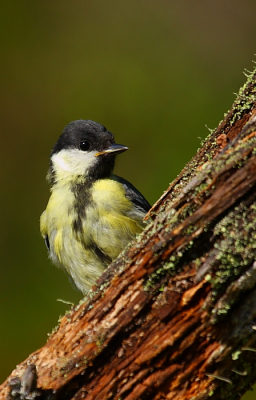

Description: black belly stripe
[71,179,93,235]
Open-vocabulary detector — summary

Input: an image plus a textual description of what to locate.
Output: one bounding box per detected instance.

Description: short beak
[95,143,128,157]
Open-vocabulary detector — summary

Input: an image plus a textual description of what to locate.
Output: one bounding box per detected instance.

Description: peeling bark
[2,69,256,400]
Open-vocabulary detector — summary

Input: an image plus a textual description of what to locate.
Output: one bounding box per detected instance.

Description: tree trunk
[2,69,256,400]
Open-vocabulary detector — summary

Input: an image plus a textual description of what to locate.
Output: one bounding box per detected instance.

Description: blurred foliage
[1,1,256,398]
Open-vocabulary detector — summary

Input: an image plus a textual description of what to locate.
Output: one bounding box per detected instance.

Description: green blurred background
[1,1,256,397]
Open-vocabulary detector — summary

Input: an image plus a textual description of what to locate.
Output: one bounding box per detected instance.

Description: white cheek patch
[51,149,98,180]
[52,152,72,172]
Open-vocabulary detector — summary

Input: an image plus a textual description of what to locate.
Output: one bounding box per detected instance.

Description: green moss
[232,350,241,361]
[144,122,256,294]
[96,333,106,348]
[229,69,256,127]
[206,201,256,317]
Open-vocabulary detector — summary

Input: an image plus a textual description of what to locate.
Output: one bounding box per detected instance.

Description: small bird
[40,120,151,294]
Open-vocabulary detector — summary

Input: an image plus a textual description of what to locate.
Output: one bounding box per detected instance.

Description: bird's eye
[79,140,90,151]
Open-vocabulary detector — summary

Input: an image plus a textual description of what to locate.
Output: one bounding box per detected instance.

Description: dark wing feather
[112,175,151,214]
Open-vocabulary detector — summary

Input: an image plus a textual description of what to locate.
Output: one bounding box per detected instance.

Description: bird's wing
[112,175,151,214]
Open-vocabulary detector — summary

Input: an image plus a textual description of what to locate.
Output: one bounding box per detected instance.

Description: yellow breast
[40,178,145,293]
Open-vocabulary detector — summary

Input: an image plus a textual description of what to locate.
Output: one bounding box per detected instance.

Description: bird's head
[47,120,128,185]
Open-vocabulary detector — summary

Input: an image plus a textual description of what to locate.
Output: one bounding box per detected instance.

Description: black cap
[51,120,115,156]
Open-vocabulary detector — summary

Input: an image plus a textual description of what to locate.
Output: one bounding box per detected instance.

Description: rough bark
[2,68,256,400]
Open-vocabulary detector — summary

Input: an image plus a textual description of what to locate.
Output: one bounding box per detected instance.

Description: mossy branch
[2,67,256,400]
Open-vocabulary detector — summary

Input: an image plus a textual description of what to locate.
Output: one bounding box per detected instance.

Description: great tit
[40,120,151,294]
